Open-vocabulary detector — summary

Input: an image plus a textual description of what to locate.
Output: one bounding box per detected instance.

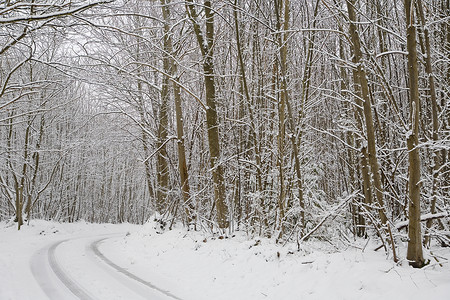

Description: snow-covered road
[29,234,179,300]
[0,221,185,300]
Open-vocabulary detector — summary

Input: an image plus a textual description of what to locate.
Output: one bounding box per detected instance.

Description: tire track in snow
[90,237,182,300]
[31,239,95,300]
[48,239,96,300]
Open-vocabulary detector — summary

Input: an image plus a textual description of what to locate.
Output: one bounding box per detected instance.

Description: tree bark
[404,0,424,268]
[161,0,194,224]
[156,25,171,214]
[347,0,387,226]
[186,0,229,229]
[415,0,441,247]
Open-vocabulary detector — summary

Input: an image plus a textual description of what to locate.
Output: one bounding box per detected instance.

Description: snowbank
[101,221,450,300]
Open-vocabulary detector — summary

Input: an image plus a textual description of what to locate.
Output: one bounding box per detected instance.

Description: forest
[0,0,448,269]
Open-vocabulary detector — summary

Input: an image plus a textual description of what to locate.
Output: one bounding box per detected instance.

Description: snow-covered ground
[1,220,449,300]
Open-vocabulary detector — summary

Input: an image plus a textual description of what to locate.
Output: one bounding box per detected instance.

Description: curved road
[30,234,181,300]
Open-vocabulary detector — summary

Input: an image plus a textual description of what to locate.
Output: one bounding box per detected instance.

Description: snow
[1,220,450,300]
[0,220,138,300]
[102,221,450,300]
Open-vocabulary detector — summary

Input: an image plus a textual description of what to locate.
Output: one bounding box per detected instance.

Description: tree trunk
[156,33,170,214]
[274,0,287,239]
[404,0,424,268]
[347,0,387,226]
[161,0,194,224]
[415,0,441,247]
[186,0,229,229]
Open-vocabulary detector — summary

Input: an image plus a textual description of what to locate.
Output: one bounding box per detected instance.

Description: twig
[300,192,355,243]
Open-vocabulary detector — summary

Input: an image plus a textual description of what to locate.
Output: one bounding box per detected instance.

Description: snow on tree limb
[395,212,449,230]
[0,0,112,24]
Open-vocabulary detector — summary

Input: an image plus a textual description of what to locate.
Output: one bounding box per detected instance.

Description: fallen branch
[395,212,449,230]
